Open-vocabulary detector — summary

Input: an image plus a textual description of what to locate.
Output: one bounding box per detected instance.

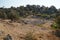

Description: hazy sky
[0,0,60,8]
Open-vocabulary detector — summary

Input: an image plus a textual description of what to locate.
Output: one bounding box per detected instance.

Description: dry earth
[0,19,60,40]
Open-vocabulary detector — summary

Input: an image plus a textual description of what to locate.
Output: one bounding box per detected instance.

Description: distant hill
[0,5,60,20]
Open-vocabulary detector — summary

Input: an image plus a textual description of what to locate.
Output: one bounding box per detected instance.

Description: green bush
[51,16,60,29]
[51,23,58,29]
[7,10,20,20]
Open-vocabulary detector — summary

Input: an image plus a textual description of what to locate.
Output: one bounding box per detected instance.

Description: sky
[0,0,60,9]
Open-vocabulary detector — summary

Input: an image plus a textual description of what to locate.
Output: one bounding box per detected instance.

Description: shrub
[51,16,60,29]
[51,23,58,29]
[55,16,60,28]
[0,11,7,19]
[7,9,20,20]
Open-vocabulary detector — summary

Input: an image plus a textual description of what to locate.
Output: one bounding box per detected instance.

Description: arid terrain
[0,18,60,40]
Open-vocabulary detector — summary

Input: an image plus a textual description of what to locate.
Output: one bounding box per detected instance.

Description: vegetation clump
[51,16,60,29]
[24,31,36,40]
[0,5,59,20]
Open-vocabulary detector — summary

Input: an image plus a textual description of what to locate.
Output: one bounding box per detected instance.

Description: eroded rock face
[20,18,46,24]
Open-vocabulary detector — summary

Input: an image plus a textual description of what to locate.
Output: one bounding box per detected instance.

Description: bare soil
[0,19,59,40]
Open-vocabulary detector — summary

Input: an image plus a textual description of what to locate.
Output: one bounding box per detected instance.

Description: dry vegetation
[0,18,59,40]
[0,4,60,40]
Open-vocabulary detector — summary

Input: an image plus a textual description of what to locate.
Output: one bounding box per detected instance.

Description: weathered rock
[3,34,12,40]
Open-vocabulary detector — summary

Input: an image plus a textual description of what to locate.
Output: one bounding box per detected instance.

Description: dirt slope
[0,19,59,40]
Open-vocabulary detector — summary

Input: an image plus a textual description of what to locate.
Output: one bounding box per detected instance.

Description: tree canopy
[0,5,60,20]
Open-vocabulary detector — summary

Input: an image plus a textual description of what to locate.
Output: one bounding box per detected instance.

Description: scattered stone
[3,34,12,40]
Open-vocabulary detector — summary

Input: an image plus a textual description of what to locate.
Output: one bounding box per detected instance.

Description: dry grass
[0,19,59,40]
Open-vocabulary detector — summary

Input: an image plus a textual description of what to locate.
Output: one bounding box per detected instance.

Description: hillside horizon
[0,5,60,9]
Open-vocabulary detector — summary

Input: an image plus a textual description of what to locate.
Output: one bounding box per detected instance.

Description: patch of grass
[24,32,36,40]
[36,24,43,27]
[51,23,58,29]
